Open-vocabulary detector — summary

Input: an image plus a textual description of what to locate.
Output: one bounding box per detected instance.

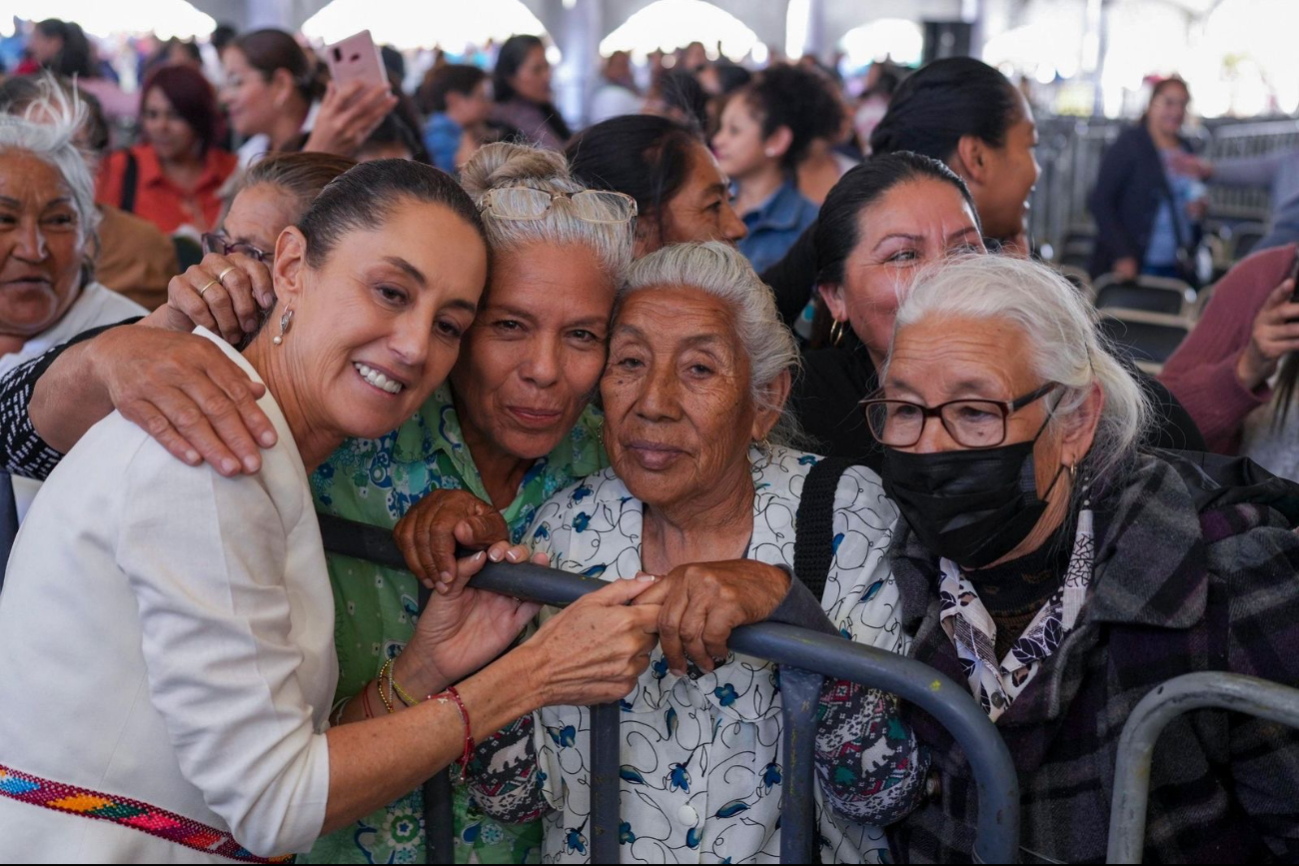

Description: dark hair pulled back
[297,159,486,269]
[493,34,572,141]
[739,64,843,170]
[566,115,704,244]
[231,29,326,104]
[869,57,1020,163]
[814,151,979,285]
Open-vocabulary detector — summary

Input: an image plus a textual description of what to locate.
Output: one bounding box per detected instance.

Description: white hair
[0,75,99,246]
[459,142,632,283]
[889,254,1151,486]
[619,241,802,446]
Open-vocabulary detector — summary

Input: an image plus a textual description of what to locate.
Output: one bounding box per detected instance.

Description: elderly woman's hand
[394,489,510,590]
[635,560,790,675]
[144,253,275,346]
[522,576,662,706]
[395,541,546,697]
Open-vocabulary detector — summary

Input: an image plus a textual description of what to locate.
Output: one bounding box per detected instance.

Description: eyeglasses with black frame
[201,232,272,264]
[861,382,1060,449]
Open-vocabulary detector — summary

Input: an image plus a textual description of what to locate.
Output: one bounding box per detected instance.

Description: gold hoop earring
[830,319,847,347]
[272,307,294,346]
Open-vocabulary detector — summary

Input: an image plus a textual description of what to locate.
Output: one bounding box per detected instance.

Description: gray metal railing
[318,512,1021,863]
[1107,672,1299,864]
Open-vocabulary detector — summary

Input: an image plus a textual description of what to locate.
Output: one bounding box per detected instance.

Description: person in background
[643,69,708,131]
[355,111,424,163]
[26,19,134,126]
[566,114,747,257]
[712,65,832,274]
[96,64,237,236]
[588,50,641,124]
[854,62,902,156]
[222,28,396,167]
[1160,243,1299,478]
[870,57,1040,258]
[1089,77,1205,282]
[490,34,570,151]
[1,74,178,310]
[697,60,750,135]
[419,64,491,174]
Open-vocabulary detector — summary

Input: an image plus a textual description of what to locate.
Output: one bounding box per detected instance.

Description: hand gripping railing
[1107,672,1299,864]
[317,512,1021,864]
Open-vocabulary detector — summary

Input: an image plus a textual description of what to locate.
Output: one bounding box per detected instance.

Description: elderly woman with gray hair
[463,241,927,863]
[871,254,1299,863]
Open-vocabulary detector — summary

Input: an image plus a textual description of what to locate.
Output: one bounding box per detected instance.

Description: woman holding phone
[1160,243,1299,477]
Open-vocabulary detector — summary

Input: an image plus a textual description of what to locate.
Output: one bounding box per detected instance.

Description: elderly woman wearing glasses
[867,254,1299,864]
[462,243,926,864]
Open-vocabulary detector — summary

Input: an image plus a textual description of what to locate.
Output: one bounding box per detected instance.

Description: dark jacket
[888,450,1299,863]
[788,338,1207,468]
[1088,124,1200,278]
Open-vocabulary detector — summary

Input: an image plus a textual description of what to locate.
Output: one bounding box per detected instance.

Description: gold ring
[216,266,237,283]
[198,279,219,298]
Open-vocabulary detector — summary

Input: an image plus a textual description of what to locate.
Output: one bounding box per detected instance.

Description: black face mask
[881,427,1064,569]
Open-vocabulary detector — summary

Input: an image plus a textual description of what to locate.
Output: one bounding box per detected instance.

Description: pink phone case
[326,30,387,90]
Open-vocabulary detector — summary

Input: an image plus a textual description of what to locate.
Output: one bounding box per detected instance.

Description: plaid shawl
[887,451,1299,863]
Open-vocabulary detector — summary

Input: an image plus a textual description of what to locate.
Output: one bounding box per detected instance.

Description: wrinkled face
[273,199,486,441]
[884,313,1064,500]
[221,47,281,138]
[0,152,85,339]
[509,46,552,104]
[820,178,984,361]
[973,92,1040,243]
[643,143,747,256]
[712,95,774,180]
[142,86,201,162]
[219,182,300,265]
[449,242,614,461]
[1148,83,1189,138]
[602,286,770,511]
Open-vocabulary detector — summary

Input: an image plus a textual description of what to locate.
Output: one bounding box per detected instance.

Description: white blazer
[0,328,336,863]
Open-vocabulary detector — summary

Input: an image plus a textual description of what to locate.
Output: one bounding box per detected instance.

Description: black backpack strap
[119,150,139,214]
[793,456,857,603]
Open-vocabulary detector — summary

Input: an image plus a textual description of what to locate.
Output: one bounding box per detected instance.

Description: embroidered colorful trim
[0,763,293,863]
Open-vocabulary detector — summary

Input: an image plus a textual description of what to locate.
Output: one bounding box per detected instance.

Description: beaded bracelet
[377,659,396,715]
[390,673,421,708]
[432,686,474,777]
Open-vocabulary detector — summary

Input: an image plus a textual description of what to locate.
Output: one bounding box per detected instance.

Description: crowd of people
[0,14,1298,866]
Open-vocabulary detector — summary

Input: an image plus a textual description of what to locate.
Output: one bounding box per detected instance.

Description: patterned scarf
[937,509,1095,721]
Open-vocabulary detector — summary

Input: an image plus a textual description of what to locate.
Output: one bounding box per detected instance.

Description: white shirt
[0,328,336,863]
[0,280,145,521]
[513,447,907,864]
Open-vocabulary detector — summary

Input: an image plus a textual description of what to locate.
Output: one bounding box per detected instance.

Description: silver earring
[272,307,294,346]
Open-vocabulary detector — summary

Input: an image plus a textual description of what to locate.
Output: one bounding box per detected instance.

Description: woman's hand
[394,489,509,590]
[395,541,545,697]
[143,253,274,346]
[86,326,276,475]
[1113,257,1140,282]
[302,80,398,158]
[519,576,662,708]
[634,560,790,675]
[1237,277,1299,391]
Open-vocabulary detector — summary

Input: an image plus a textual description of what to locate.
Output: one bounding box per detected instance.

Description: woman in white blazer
[0,153,661,863]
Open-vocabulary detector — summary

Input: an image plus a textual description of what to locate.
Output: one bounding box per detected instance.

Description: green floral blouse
[301,385,606,864]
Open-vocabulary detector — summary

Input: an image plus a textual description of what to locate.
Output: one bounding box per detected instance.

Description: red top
[96,144,238,235]
[1159,243,1299,454]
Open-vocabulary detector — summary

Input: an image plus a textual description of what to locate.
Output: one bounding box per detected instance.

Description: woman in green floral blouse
[304,142,636,865]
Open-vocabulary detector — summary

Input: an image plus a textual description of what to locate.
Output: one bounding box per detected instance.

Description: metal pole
[588,702,622,863]
[317,513,1022,864]
[1107,672,1299,864]
[778,667,825,863]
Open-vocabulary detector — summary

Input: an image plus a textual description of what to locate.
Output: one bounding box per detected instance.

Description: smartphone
[325,30,387,91]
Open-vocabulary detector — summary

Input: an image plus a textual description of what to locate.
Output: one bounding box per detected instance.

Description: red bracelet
[360,682,376,720]
[432,686,474,777]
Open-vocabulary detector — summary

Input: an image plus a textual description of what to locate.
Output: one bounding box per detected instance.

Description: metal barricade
[318,512,1022,864]
[1107,672,1299,864]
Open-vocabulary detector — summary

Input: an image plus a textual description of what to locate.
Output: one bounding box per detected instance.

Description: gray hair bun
[459,142,575,200]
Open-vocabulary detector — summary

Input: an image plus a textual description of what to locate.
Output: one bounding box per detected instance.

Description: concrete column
[244,0,295,30]
[535,0,602,129]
